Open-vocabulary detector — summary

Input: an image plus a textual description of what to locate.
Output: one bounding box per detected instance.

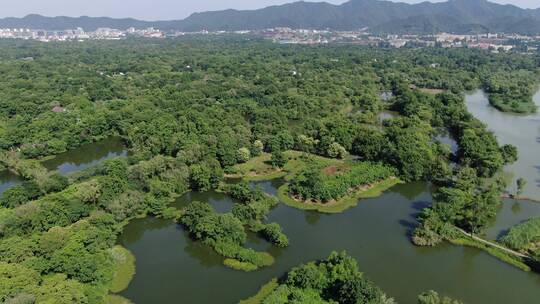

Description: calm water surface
[118,93,540,303]
[42,137,127,175]
[2,137,126,195]
[0,170,22,195]
[486,198,540,241]
[465,89,540,201]
[433,128,459,155]
[119,180,540,304]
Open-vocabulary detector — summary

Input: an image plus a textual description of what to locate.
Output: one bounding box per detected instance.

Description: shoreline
[277,178,402,214]
[501,193,540,204]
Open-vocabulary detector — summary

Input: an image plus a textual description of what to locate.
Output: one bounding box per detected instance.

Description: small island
[279,160,400,213]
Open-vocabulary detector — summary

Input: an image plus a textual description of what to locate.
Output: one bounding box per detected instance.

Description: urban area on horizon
[1,26,539,53]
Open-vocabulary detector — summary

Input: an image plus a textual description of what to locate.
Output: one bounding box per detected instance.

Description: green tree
[270,151,286,168]
[418,290,462,304]
[77,180,102,205]
[516,178,527,197]
[237,147,251,163]
[327,142,348,159]
[251,140,264,157]
[500,144,518,164]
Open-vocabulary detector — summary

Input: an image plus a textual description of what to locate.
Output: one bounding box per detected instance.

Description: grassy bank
[278,178,401,214]
[227,153,287,181]
[106,295,134,304]
[239,278,279,304]
[228,151,343,182]
[223,253,274,272]
[449,237,531,272]
[109,245,136,293]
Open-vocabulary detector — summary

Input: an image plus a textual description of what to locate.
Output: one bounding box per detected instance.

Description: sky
[0,0,538,20]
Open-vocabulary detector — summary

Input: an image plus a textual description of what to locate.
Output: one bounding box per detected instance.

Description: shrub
[259,223,289,248]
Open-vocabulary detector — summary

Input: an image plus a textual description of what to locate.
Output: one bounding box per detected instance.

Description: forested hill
[0,14,159,31]
[178,0,540,34]
[2,0,540,34]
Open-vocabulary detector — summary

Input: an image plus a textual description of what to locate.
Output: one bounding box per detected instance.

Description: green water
[465,89,540,201]
[118,180,540,304]
[433,128,459,155]
[0,170,22,195]
[486,198,540,241]
[1,137,126,195]
[42,137,127,175]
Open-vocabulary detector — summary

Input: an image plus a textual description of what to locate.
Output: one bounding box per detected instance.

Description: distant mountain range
[2,0,540,35]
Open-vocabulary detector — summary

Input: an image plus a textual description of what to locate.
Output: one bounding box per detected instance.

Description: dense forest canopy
[0,37,538,303]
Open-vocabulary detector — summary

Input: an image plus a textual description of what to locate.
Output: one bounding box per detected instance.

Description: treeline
[289,162,395,203]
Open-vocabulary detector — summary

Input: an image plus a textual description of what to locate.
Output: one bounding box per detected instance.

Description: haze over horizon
[1,0,538,21]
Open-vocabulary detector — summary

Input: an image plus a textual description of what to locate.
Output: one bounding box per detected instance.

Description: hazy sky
[1,0,538,20]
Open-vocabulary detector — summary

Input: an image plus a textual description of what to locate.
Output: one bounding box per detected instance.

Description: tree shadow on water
[398,200,430,238]
[411,200,430,211]
[183,233,224,268]
[398,219,417,238]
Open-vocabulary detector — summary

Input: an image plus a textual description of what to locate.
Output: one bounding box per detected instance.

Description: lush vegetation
[418,290,463,304]
[108,246,136,293]
[483,70,538,113]
[501,217,540,261]
[242,251,394,304]
[242,252,466,304]
[179,183,287,271]
[289,161,395,203]
[0,37,536,302]
[449,236,531,271]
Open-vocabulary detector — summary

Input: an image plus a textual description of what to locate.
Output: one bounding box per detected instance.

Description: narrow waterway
[119,180,540,304]
[42,137,127,175]
[465,89,540,201]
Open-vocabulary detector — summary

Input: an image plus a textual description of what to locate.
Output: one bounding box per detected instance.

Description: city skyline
[1,0,538,21]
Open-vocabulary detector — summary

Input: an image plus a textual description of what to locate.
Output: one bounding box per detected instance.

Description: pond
[465,89,540,201]
[433,128,459,155]
[42,137,128,175]
[377,110,399,124]
[119,180,540,304]
[0,170,22,196]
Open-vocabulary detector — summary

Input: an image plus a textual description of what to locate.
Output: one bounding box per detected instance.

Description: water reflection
[0,170,22,195]
[183,232,224,268]
[485,199,540,240]
[433,128,459,155]
[304,210,322,226]
[377,110,398,124]
[42,137,127,175]
[174,191,237,213]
